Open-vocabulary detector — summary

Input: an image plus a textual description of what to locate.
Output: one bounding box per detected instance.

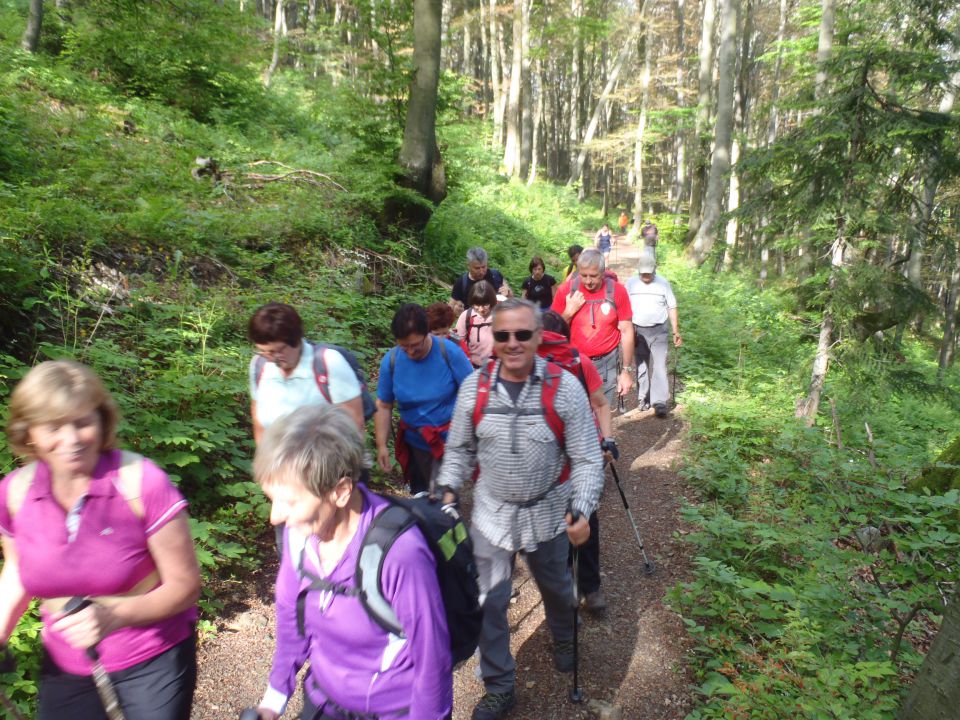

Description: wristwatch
[623,365,636,373]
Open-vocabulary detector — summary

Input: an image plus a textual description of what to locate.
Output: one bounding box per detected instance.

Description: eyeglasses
[256,343,292,361]
[397,335,428,354]
[492,329,535,343]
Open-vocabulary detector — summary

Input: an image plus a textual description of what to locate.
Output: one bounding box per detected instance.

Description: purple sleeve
[139,459,190,537]
[0,473,13,537]
[380,528,453,719]
[267,529,310,704]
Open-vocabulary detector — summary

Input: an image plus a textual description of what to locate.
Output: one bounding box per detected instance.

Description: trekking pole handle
[63,596,101,661]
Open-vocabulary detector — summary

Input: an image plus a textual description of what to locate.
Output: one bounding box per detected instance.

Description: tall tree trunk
[939,257,960,378]
[263,0,286,87]
[898,589,960,720]
[568,0,583,179]
[722,0,751,270]
[399,0,446,202]
[632,18,653,224]
[568,31,637,186]
[21,0,44,52]
[689,0,739,265]
[488,0,504,144]
[528,58,545,185]
[502,0,523,175]
[519,0,533,178]
[671,0,687,213]
[686,0,717,242]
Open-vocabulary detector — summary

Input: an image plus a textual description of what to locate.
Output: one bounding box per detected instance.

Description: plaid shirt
[437,356,604,553]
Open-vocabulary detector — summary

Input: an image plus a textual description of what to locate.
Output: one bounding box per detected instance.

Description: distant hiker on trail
[521,256,557,310]
[539,310,618,616]
[375,304,474,495]
[450,247,512,316]
[456,280,498,368]
[250,404,453,720]
[618,211,629,235]
[427,301,471,360]
[560,244,584,283]
[626,250,682,418]
[0,360,200,720]
[551,248,635,408]
[435,299,604,720]
[594,223,614,263]
[248,303,366,443]
[641,221,659,252]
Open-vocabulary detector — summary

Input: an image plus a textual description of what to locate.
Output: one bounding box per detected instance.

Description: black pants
[38,632,197,720]
[569,511,601,595]
[403,444,437,495]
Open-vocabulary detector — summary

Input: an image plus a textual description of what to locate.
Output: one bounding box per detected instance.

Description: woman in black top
[521,256,557,310]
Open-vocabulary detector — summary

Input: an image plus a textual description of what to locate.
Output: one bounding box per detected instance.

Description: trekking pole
[607,463,655,575]
[568,511,583,704]
[63,597,126,720]
[670,343,681,409]
[0,645,27,720]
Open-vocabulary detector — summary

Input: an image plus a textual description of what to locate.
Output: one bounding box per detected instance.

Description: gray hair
[491,297,543,332]
[466,247,489,265]
[577,247,605,272]
[254,404,365,496]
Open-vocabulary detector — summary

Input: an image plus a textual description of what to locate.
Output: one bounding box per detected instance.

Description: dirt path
[191,236,695,719]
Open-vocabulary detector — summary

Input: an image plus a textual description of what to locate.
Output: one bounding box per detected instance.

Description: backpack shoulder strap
[604,276,617,307]
[570,274,580,293]
[472,359,497,429]
[252,354,267,389]
[6,462,39,519]
[114,451,145,519]
[309,342,334,404]
[356,503,417,637]
[437,337,455,378]
[569,348,589,394]
[541,363,570,483]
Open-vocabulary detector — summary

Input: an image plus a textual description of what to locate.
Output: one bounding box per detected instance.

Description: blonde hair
[6,360,120,458]
[253,404,365,496]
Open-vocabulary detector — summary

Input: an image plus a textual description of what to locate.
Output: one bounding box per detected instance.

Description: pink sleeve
[455,310,468,338]
[0,473,12,537]
[139,459,189,537]
[615,284,633,322]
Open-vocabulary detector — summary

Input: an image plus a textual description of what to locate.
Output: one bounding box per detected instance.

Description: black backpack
[252,340,377,421]
[295,493,482,666]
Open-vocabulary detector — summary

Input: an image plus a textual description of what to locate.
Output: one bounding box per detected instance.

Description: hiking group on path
[0,223,684,720]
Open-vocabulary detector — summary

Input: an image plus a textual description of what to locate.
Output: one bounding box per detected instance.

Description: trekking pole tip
[644,560,656,575]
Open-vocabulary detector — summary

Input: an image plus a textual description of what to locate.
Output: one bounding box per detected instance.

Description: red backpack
[471,358,571,484]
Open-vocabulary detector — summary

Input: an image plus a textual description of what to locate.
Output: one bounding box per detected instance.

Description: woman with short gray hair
[250,404,453,720]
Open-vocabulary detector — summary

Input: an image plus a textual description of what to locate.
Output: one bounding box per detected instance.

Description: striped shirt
[436,356,604,553]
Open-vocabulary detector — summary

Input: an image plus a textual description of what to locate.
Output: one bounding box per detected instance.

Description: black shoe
[472,691,517,720]
[654,403,668,418]
[584,589,608,617]
[553,639,575,672]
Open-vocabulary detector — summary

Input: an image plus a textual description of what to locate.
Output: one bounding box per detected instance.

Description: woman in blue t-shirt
[374,304,474,494]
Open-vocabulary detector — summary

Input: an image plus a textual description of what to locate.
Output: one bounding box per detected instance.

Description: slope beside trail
[190,236,696,720]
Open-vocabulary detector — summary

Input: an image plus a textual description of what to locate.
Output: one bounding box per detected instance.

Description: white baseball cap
[637,251,656,274]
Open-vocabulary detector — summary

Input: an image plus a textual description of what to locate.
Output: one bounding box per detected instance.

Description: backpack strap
[308,342,334,404]
[604,276,617,308]
[7,453,145,521]
[355,504,417,636]
[472,359,497,429]
[541,363,571,485]
[252,354,267,389]
[437,337,455,378]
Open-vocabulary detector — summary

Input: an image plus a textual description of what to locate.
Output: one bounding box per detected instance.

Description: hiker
[594,223,614,263]
[625,250,682,418]
[521,256,557,310]
[640,221,659,260]
[248,303,365,442]
[560,244,583,283]
[375,304,474,494]
[250,404,453,720]
[456,280,498,368]
[450,247,512,315]
[551,248,635,408]
[538,311,617,615]
[618,211,629,235]
[0,360,200,720]
[435,299,604,720]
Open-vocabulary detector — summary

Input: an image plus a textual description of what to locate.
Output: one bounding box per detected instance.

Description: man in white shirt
[624,251,682,417]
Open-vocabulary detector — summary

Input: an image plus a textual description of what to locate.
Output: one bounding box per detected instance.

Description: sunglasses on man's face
[493,329,535,343]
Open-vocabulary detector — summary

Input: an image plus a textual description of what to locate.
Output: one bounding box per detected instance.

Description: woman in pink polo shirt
[0,360,200,720]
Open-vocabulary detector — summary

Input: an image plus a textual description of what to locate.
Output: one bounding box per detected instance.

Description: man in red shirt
[551,248,635,408]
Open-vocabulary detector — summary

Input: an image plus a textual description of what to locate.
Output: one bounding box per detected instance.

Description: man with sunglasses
[436,299,604,720]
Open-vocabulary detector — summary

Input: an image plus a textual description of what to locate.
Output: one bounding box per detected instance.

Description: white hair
[577,247,605,272]
[466,247,489,265]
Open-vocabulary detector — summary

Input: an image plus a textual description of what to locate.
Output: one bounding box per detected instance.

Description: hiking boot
[654,403,668,418]
[553,639,575,672]
[471,690,517,720]
[584,589,608,617]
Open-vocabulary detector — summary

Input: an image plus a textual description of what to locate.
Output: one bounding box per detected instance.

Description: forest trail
[190,238,695,719]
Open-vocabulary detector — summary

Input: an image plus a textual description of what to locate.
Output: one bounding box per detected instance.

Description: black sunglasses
[492,329,536,343]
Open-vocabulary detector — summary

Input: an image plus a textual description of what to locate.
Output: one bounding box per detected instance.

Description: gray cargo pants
[472,529,575,694]
[634,321,670,407]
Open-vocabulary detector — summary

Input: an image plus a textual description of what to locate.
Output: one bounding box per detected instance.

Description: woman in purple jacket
[251,404,453,720]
